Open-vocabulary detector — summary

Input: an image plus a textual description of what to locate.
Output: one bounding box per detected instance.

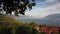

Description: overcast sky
[25,0,60,18]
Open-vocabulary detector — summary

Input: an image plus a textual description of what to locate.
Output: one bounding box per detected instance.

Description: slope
[0,13,23,26]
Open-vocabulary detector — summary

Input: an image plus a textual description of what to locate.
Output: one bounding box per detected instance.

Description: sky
[25,0,60,18]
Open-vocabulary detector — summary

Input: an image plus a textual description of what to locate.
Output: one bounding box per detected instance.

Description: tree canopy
[0,0,36,16]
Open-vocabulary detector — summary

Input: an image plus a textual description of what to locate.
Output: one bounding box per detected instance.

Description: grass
[0,13,23,26]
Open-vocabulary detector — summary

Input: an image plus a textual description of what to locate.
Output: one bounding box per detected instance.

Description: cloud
[37,0,59,8]
[26,0,60,18]
[39,3,60,17]
[39,3,60,12]
[45,0,56,2]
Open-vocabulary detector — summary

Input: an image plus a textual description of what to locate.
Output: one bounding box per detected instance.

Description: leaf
[28,4,32,10]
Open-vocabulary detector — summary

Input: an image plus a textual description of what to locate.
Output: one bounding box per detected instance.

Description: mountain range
[10,14,60,27]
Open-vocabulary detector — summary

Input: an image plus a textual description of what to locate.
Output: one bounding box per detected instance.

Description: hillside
[43,14,60,20]
[0,13,23,26]
[0,14,40,34]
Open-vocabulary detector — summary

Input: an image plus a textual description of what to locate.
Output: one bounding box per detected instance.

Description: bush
[0,26,12,34]
[0,25,40,34]
[13,25,40,34]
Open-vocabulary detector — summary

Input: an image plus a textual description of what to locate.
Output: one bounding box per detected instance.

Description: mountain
[43,14,60,20]
[43,14,60,27]
[11,15,37,22]
[10,14,60,27]
[9,15,51,26]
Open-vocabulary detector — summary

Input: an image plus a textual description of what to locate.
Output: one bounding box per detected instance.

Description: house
[35,24,59,34]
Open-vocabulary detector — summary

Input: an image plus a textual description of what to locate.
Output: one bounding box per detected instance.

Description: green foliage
[0,13,23,26]
[15,25,38,34]
[0,25,40,34]
[0,26,12,34]
[0,0,36,16]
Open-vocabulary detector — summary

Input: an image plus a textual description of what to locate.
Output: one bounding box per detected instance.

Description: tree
[15,25,40,34]
[0,26,12,34]
[0,0,36,16]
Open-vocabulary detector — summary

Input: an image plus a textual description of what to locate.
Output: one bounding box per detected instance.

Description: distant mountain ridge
[43,14,60,20]
[43,13,60,27]
[9,14,60,27]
